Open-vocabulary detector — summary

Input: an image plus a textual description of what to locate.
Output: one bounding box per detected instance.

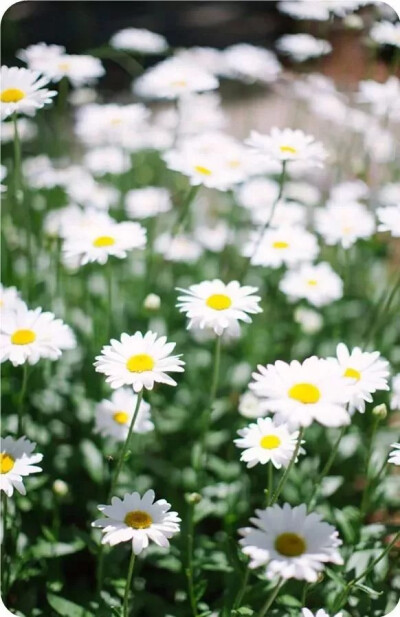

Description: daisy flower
[278,1,331,20]
[17,42,66,68]
[279,262,343,307]
[314,201,375,249]
[62,219,146,267]
[333,343,390,414]
[0,117,37,143]
[391,374,400,410]
[110,27,168,54]
[294,307,323,335]
[83,146,130,176]
[246,128,327,167]
[302,610,343,617]
[370,21,400,48]
[379,183,400,207]
[92,489,181,554]
[235,417,303,469]
[95,388,154,442]
[250,356,350,428]
[31,53,105,87]
[358,78,400,120]
[94,331,185,392]
[176,280,262,336]
[276,34,332,62]
[75,102,149,147]
[125,187,172,219]
[388,443,400,466]
[221,44,281,84]
[243,226,319,269]
[0,436,43,497]
[0,284,25,314]
[239,503,343,582]
[239,391,265,419]
[1,66,57,120]
[154,233,203,264]
[0,304,76,366]
[377,206,400,238]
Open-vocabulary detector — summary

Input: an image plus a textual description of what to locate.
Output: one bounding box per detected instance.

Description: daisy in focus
[243,226,319,268]
[92,489,181,554]
[176,280,262,336]
[279,262,343,307]
[250,356,350,428]
[333,343,390,414]
[246,127,327,167]
[0,436,43,497]
[234,417,303,469]
[1,66,57,119]
[388,443,400,466]
[0,304,76,366]
[94,330,185,392]
[239,503,343,582]
[94,388,154,442]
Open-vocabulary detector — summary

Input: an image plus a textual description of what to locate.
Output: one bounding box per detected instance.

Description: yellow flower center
[11,329,36,345]
[344,367,361,381]
[124,509,153,529]
[260,434,281,450]
[206,293,232,311]
[110,118,122,125]
[279,145,297,155]
[289,383,320,404]
[93,235,115,248]
[194,165,212,176]
[58,62,71,71]
[171,80,187,88]
[126,353,155,373]
[113,411,129,425]
[229,159,240,168]
[275,532,306,557]
[0,453,15,474]
[1,88,26,103]
[307,279,318,286]
[272,241,289,249]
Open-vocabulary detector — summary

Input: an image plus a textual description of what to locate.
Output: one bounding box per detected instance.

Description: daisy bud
[185,492,202,505]
[343,14,363,30]
[143,293,161,311]
[52,479,69,497]
[372,403,387,420]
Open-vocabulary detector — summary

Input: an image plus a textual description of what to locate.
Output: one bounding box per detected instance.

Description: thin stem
[123,551,136,617]
[363,270,400,349]
[359,414,380,520]
[266,461,274,506]
[186,502,198,617]
[309,425,346,509]
[270,428,304,505]
[209,335,222,406]
[256,577,284,617]
[17,364,29,435]
[1,494,8,596]
[12,112,22,203]
[232,566,250,610]
[107,260,113,340]
[171,185,199,237]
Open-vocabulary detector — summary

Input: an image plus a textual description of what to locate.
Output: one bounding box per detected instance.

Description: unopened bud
[372,403,387,420]
[185,492,202,505]
[52,479,69,497]
[343,14,363,30]
[143,293,161,311]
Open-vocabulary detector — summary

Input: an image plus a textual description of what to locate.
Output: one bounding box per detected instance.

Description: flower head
[315,201,375,249]
[95,388,154,442]
[277,34,332,62]
[110,27,168,54]
[279,262,343,307]
[0,436,43,497]
[246,128,327,167]
[1,66,57,120]
[244,226,319,268]
[377,205,400,238]
[388,443,400,466]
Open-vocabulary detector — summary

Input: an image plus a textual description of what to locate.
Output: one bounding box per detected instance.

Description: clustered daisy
[0,436,43,497]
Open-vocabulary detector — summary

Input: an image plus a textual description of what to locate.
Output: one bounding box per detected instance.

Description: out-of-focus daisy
[94,330,185,392]
[388,443,400,466]
[314,201,375,249]
[283,181,321,207]
[221,44,281,84]
[30,52,104,87]
[125,187,172,219]
[391,374,400,410]
[0,165,7,192]
[294,307,323,335]
[247,128,327,168]
[133,57,218,100]
[0,117,37,143]
[75,102,149,147]
[83,146,130,176]
[95,388,154,442]
[0,285,25,314]
[1,66,56,119]
[333,343,390,414]
[235,417,303,469]
[250,200,306,228]
[92,489,180,554]
[62,218,146,267]
[377,206,400,237]
[250,356,350,428]
[194,221,230,253]
[278,1,331,20]
[239,503,343,581]
[279,262,343,307]
[0,436,43,497]
[237,178,280,211]
[370,21,400,48]
[378,183,400,207]
[276,34,332,62]
[154,233,203,264]
[110,27,168,54]
[239,391,265,419]
[66,176,119,211]
[302,610,343,617]
[243,226,319,269]
[17,42,65,68]
[177,280,262,336]
[0,304,76,366]
[330,180,369,203]
[358,78,400,120]
[174,47,225,75]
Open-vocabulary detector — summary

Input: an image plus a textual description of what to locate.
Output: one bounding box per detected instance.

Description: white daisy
[276,34,332,62]
[17,42,65,68]
[370,21,400,48]
[0,304,76,366]
[33,53,105,87]
[0,117,37,143]
[0,284,25,314]
[391,374,400,410]
[235,417,303,469]
[330,180,369,203]
[377,206,400,237]
[358,78,400,120]
[1,66,57,120]
[94,331,185,392]
[333,343,390,414]
[92,489,181,554]
[125,187,172,219]
[388,443,400,466]
[75,102,149,147]
[294,307,323,335]
[83,146,130,176]
[154,233,203,264]
[239,503,343,582]
[278,1,331,20]
[243,226,319,269]
[314,201,375,249]
[250,356,350,428]
[279,262,343,307]
[239,391,265,419]
[110,27,168,54]
[378,183,400,207]
[246,128,327,168]
[221,44,281,84]
[176,280,262,336]
[95,388,153,442]
[250,201,306,229]
[302,609,343,617]
[0,436,43,497]
[62,218,146,267]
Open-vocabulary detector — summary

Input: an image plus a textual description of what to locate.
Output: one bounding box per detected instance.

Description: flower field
[1,2,400,617]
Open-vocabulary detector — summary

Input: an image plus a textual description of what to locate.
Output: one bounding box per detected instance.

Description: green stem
[270,428,304,505]
[256,577,284,617]
[359,414,380,521]
[186,502,198,617]
[12,112,22,203]
[266,461,274,506]
[209,335,222,406]
[363,270,400,348]
[232,566,250,611]
[171,185,199,237]
[1,493,8,596]
[309,425,346,509]
[123,551,136,617]
[107,260,113,340]
[17,364,29,435]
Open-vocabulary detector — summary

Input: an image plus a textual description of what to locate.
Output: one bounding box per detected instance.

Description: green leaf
[31,539,85,559]
[276,594,302,608]
[232,607,255,616]
[354,582,383,598]
[47,594,95,617]
[79,439,103,483]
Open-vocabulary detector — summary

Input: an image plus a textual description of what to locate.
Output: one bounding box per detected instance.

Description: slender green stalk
[256,577,284,617]
[209,335,222,407]
[106,260,113,340]
[266,461,274,506]
[232,566,250,611]
[270,428,304,505]
[185,502,198,617]
[17,364,29,435]
[12,112,22,203]
[363,270,400,349]
[123,551,136,617]
[359,414,380,520]
[309,425,346,509]
[1,493,8,596]
[171,185,199,237]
